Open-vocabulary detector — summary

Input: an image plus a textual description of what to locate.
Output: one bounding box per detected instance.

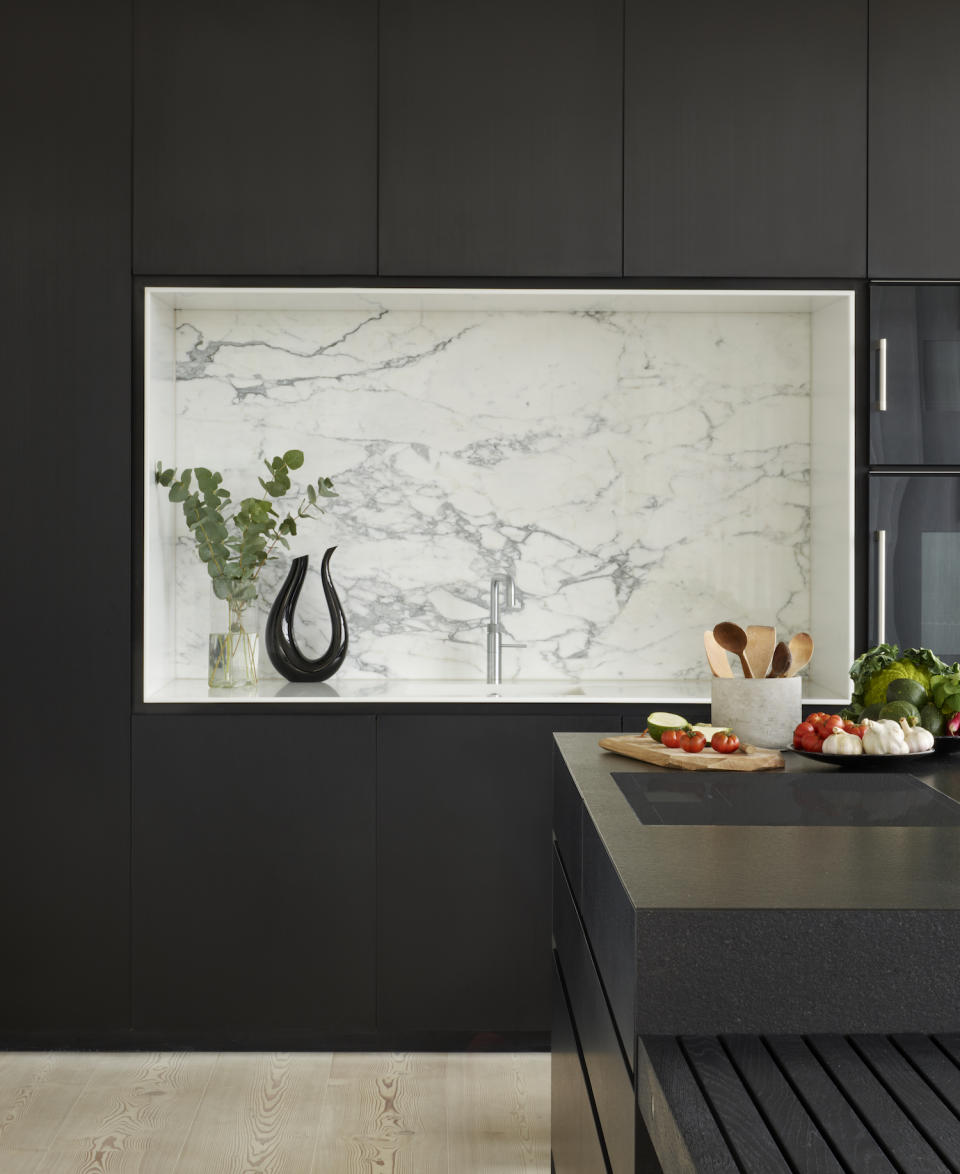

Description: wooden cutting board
[599,733,784,772]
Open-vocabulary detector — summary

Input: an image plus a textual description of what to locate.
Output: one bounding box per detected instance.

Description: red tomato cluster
[793,713,865,753]
[661,728,740,754]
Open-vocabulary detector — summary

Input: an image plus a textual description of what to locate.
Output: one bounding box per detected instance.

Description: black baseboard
[0,1029,551,1053]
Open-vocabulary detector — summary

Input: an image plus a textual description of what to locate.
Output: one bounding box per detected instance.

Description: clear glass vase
[208,590,260,689]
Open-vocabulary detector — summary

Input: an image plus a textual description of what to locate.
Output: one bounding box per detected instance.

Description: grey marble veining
[166,306,811,681]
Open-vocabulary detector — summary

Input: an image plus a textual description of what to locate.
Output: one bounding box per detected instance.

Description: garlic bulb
[861,718,908,755]
[898,718,935,753]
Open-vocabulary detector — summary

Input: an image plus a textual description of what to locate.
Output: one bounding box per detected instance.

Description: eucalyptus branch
[155,451,338,604]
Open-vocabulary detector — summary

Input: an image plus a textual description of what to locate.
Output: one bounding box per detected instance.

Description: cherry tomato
[843,720,866,738]
[711,730,740,754]
[661,729,683,748]
[800,731,823,752]
[793,721,815,749]
[807,711,827,726]
[814,713,844,739]
[679,730,706,753]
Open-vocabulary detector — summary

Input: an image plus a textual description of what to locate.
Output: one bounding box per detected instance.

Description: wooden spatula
[745,625,777,679]
[767,641,792,677]
[785,632,814,676]
[704,630,733,678]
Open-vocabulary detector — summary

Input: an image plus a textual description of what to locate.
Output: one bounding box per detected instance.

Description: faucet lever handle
[501,642,527,649]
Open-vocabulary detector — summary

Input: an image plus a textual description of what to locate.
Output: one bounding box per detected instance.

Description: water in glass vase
[209,591,260,689]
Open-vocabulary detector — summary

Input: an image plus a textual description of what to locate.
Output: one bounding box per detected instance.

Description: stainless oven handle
[876,529,886,644]
[873,337,887,411]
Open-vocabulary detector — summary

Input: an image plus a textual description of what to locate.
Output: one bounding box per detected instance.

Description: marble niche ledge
[144,677,845,705]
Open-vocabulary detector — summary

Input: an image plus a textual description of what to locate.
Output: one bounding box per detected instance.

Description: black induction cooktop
[611,772,960,826]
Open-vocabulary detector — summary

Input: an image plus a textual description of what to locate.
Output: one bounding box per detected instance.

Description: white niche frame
[143,287,855,705]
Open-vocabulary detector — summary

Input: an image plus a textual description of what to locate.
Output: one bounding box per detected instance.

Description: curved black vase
[265,548,348,683]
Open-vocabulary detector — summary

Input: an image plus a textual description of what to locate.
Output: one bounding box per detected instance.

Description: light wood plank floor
[0,1051,550,1173]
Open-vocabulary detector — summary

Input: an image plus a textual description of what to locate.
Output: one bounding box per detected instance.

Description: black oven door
[869,475,960,663]
[871,284,960,465]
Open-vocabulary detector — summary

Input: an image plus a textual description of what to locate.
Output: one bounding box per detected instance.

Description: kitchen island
[551,732,960,1173]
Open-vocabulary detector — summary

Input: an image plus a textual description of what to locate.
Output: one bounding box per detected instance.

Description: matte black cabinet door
[379,0,622,277]
[377,713,619,1034]
[869,476,960,662]
[624,0,866,277]
[134,0,377,275]
[0,0,131,1038]
[871,285,960,464]
[870,0,960,278]
[133,716,376,1035]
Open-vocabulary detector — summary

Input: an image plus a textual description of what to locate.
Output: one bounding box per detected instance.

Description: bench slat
[852,1035,960,1172]
[808,1035,952,1174]
[723,1035,844,1174]
[681,1036,792,1174]
[640,1036,739,1174]
[765,1036,897,1174]
[933,1035,960,1071]
[894,1035,960,1117]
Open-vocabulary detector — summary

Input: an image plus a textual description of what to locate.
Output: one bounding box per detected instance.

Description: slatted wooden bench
[638,1033,960,1173]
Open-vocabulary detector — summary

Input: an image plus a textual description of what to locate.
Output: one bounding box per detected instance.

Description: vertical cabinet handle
[873,337,887,411]
[875,529,887,645]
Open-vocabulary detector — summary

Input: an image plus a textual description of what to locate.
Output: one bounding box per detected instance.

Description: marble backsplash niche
[165,304,812,683]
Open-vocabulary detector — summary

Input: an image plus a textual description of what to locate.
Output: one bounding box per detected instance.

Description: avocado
[919,702,947,737]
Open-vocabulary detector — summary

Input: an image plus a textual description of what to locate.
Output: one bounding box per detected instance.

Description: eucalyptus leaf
[284,449,304,469]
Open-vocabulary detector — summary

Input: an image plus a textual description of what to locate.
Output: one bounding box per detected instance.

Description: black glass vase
[265,548,348,683]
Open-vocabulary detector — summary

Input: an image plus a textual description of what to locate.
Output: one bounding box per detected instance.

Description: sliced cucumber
[646,712,689,743]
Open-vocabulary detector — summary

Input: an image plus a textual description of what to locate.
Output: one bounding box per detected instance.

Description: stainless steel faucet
[487,574,525,685]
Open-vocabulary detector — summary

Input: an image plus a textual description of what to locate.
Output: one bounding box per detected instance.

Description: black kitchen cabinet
[869,475,960,662]
[377,713,619,1034]
[0,0,131,1040]
[133,0,377,275]
[871,284,960,465]
[132,715,376,1037]
[379,0,622,277]
[624,0,866,278]
[870,0,960,279]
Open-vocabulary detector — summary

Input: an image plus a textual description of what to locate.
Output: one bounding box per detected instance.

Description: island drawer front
[551,955,611,1174]
[553,748,583,895]
[554,848,635,1174]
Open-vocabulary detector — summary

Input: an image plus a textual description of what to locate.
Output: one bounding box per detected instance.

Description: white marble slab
[156,303,814,685]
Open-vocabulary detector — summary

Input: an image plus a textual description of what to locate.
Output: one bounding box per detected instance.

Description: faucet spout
[487,574,523,686]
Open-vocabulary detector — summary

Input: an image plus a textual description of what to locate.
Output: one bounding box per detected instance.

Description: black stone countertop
[556,732,960,911]
[553,733,960,1034]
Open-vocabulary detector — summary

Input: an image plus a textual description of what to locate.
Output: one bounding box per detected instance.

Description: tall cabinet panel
[377,713,619,1034]
[133,716,377,1036]
[379,0,622,277]
[624,0,866,277]
[870,0,960,279]
[133,0,377,275]
[0,0,131,1037]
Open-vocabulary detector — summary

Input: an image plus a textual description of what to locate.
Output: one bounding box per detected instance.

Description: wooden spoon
[785,632,814,677]
[745,625,777,679]
[766,641,792,678]
[713,622,752,678]
[704,630,733,678]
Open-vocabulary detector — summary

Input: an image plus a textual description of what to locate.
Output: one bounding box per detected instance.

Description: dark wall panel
[380,0,623,276]
[870,0,960,278]
[134,0,377,275]
[625,0,866,277]
[0,0,132,1035]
